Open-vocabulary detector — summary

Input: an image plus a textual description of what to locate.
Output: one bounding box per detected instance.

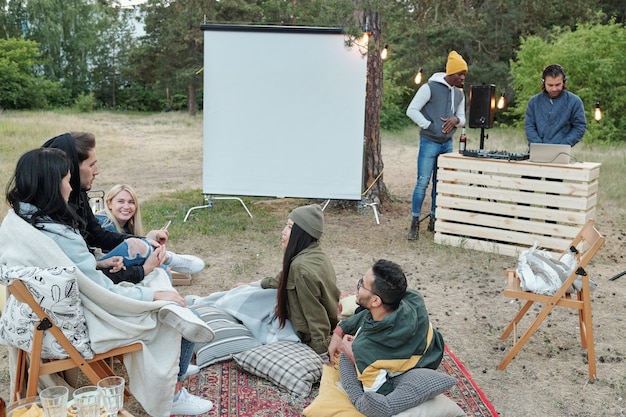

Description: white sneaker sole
[158,305,214,343]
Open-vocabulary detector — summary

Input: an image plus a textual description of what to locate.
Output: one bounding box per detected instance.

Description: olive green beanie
[288,204,324,239]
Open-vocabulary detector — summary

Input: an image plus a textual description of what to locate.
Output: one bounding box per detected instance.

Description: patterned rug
[184,345,498,417]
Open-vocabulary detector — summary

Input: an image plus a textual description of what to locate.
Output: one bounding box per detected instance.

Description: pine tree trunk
[362,10,387,206]
[188,79,197,116]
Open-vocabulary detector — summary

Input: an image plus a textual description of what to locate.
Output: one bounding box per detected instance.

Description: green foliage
[0,37,66,109]
[73,92,97,112]
[510,21,626,142]
[381,66,413,131]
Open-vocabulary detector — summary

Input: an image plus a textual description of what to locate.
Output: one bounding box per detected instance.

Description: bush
[74,93,97,112]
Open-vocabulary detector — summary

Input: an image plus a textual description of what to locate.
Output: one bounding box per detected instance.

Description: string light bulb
[594,102,602,121]
[414,68,423,85]
[497,92,506,109]
[380,44,388,60]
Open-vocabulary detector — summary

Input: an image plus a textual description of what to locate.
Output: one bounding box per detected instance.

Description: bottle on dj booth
[458,128,467,154]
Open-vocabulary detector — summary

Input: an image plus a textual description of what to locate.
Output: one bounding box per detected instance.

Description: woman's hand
[146,229,169,245]
[142,245,166,275]
[96,256,125,273]
[154,290,186,306]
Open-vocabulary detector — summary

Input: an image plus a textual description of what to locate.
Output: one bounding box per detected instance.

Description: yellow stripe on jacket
[357,322,434,392]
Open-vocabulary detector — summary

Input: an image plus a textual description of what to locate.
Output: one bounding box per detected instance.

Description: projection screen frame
[199,24,368,204]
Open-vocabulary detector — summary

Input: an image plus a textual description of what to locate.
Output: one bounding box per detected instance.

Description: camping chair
[498,219,605,382]
[7,279,142,410]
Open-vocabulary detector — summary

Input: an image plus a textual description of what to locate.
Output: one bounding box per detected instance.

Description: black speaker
[468,84,496,129]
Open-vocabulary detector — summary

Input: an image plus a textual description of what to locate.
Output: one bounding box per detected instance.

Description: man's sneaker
[170,387,213,415]
[158,304,214,343]
[183,364,200,378]
[168,253,205,275]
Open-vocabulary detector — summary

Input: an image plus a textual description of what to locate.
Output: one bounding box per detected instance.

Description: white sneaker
[158,304,215,343]
[168,253,205,275]
[171,387,213,415]
[183,364,200,378]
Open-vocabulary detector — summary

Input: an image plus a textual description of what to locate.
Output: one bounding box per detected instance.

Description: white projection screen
[201,25,368,200]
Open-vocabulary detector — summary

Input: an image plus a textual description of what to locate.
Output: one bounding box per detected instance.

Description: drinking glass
[97,376,125,417]
[40,386,69,417]
[73,386,100,417]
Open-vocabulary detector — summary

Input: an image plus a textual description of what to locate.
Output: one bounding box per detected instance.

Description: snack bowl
[6,397,44,417]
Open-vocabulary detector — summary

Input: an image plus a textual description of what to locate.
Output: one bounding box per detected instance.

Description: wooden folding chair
[498,219,605,382]
[7,279,142,410]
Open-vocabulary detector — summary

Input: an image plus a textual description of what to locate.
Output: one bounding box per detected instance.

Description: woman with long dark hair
[259,204,340,355]
[3,147,214,415]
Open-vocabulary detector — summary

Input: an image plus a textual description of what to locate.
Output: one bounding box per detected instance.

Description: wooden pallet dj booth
[433,153,601,257]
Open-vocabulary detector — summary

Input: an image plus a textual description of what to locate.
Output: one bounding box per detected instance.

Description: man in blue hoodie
[525,64,587,146]
[406,51,468,240]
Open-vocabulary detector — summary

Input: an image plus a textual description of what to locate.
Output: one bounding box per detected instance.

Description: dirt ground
[1,113,626,416]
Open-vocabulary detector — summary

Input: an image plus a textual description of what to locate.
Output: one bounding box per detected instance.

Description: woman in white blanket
[4,147,213,416]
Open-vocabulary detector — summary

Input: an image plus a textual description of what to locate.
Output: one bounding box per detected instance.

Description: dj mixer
[462,149,530,161]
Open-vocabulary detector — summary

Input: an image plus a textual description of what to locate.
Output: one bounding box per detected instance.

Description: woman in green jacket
[260,204,340,355]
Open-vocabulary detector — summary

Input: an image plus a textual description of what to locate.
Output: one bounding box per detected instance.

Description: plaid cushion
[193,305,261,367]
[233,341,324,398]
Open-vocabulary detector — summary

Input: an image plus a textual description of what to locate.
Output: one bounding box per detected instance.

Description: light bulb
[381,45,388,60]
[594,102,602,122]
[497,93,505,109]
[414,68,423,85]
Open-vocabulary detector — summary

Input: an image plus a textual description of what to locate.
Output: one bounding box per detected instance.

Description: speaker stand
[479,127,488,150]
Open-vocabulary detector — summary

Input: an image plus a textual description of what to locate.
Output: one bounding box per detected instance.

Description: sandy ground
[1,112,626,416]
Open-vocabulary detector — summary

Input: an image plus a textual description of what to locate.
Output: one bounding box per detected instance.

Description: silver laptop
[529,143,571,164]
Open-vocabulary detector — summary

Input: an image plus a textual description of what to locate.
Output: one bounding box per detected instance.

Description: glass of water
[73,385,100,417]
[97,376,125,417]
[40,386,69,417]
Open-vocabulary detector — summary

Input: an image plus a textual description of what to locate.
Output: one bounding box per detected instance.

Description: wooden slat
[437,169,598,197]
[435,196,595,225]
[438,153,601,181]
[437,182,597,210]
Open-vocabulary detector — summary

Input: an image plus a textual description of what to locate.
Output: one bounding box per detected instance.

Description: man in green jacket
[328,259,444,394]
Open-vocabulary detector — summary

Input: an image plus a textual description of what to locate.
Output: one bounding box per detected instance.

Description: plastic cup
[73,386,100,417]
[40,386,69,417]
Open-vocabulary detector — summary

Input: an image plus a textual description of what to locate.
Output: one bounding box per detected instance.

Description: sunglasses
[357,277,386,304]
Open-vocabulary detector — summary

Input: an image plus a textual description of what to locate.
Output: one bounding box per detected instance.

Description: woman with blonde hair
[98,184,145,235]
[96,184,205,280]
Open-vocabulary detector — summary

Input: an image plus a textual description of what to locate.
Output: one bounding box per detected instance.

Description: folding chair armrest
[504,269,521,291]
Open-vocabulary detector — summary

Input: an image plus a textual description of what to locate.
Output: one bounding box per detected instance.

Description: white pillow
[0,266,93,360]
[233,341,324,398]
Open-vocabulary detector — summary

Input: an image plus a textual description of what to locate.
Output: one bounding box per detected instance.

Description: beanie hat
[288,204,324,239]
[446,51,468,75]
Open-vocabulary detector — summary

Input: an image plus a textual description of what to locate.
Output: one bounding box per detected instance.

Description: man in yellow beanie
[405,50,468,240]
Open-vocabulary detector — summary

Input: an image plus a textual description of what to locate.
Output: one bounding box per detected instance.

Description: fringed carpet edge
[443,345,499,416]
